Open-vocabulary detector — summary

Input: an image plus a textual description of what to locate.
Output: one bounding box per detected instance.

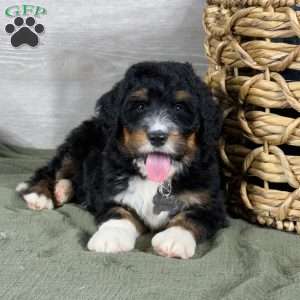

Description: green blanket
[1,144,300,300]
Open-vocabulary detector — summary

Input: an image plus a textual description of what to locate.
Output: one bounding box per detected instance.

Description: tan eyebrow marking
[129,88,148,100]
[175,90,192,101]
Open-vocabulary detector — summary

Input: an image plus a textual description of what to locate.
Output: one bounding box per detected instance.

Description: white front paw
[152,226,196,259]
[87,219,139,253]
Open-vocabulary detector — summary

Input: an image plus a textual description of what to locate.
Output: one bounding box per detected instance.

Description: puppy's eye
[136,103,145,113]
[175,103,184,111]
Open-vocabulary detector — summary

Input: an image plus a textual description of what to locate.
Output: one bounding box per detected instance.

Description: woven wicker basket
[204,0,300,233]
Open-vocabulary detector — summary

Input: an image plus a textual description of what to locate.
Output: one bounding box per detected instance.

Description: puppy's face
[120,86,199,171]
[96,62,220,180]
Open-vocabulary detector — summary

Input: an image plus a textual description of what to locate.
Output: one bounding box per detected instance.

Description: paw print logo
[5,17,44,47]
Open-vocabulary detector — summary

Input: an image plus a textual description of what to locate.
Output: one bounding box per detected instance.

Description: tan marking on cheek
[168,131,186,147]
[183,132,198,163]
[177,190,210,207]
[123,127,131,146]
[110,207,146,234]
[187,132,197,151]
[130,131,148,146]
[175,90,192,102]
[168,131,198,159]
[123,128,148,151]
[168,214,202,240]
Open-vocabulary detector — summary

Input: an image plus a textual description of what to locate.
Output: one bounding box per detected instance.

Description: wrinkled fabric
[1,144,300,300]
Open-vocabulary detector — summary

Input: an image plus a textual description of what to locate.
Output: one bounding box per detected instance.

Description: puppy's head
[96,62,221,180]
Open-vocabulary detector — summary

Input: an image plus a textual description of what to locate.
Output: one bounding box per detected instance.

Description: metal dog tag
[153,180,183,215]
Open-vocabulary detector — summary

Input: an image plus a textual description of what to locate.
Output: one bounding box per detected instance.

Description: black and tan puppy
[16,61,226,259]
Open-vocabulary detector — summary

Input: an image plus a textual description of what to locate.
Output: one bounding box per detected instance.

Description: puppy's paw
[87,219,139,253]
[16,182,29,193]
[54,179,73,206]
[152,226,196,259]
[23,193,54,210]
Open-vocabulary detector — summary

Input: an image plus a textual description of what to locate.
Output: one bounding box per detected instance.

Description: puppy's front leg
[151,213,198,259]
[152,204,226,259]
[87,207,145,253]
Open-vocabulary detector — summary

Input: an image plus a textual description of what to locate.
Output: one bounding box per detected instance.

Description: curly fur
[17,61,227,257]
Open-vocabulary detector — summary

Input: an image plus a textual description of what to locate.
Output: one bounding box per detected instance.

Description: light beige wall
[0,0,207,148]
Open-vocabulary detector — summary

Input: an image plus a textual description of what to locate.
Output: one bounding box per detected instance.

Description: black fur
[20,61,227,247]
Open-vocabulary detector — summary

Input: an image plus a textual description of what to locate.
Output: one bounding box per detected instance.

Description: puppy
[16,61,226,259]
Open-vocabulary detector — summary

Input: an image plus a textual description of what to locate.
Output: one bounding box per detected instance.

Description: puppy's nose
[148,131,168,147]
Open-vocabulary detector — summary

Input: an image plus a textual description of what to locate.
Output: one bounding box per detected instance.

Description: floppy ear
[196,77,223,148]
[182,63,222,148]
[95,81,124,134]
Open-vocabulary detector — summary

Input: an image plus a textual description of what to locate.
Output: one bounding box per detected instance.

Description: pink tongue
[146,153,171,182]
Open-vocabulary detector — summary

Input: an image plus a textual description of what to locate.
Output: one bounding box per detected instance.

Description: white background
[0,0,207,148]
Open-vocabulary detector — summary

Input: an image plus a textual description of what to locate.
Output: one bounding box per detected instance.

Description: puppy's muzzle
[147,131,168,147]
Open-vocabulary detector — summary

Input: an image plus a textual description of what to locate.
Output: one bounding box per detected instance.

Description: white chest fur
[114,177,169,229]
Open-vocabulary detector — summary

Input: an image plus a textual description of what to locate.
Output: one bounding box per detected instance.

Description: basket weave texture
[204,0,300,233]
